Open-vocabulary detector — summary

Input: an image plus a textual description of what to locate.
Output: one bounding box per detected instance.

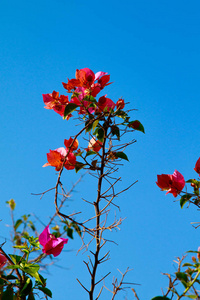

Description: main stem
[89,121,108,300]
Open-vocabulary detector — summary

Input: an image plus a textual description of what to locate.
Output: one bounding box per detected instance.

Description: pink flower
[39,225,68,257]
[43,147,76,171]
[43,91,69,117]
[0,253,7,269]
[156,170,185,197]
[194,157,200,176]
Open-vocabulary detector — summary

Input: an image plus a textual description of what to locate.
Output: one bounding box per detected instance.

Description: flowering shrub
[0,67,145,300]
[1,66,199,300]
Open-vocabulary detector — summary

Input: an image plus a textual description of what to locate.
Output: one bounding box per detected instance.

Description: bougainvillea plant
[0,67,145,300]
[150,157,200,300]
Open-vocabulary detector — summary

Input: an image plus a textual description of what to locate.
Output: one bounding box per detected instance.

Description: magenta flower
[156,169,185,197]
[194,157,200,176]
[0,253,7,269]
[39,225,68,257]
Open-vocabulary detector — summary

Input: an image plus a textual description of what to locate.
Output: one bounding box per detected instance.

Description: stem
[89,119,109,300]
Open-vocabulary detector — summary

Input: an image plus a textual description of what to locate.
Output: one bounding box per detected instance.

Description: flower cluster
[42,68,125,118]
[39,225,68,257]
[43,137,78,171]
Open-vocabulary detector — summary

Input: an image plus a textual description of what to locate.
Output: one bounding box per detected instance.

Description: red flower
[0,253,7,269]
[86,138,103,152]
[194,157,200,176]
[64,137,79,152]
[156,170,185,197]
[76,68,95,88]
[43,91,69,117]
[43,147,76,171]
[39,225,68,257]
[116,98,125,110]
[97,96,116,113]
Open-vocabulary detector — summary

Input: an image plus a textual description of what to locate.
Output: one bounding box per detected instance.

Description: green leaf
[115,152,129,161]
[75,162,86,173]
[83,95,96,103]
[24,264,40,274]
[9,254,23,265]
[95,128,104,142]
[92,120,99,132]
[186,179,199,184]
[115,110,128,120]
[6,199,16,210]
[85,150,97,157]
[67,227,73,239]
[7,265,21,270]
[180,194,192,208]
[176,271,188,283]
[20,278,33,297]
[2,286,13,300]
[186,295,198,299]
[38,286,52,298]
[128,120,145,133]
[111,125,120,140]
[182,263,194,267]
[64,103,79,119]
[85,119,93,133]
[14,219,23,230]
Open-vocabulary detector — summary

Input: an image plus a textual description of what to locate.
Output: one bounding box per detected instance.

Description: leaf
[64,103,78,119]
[92,120,99,132]
[2,286,13,300]
[186,295,198,299]
[75,162,86,173]
[176,271,188,283]
[186,179,198,184]
[84,95,96,103]
[67,227,74,239]
[6,199,16,210]
[115,152,129,161]
[95,128,104,142]
[14,219,23,230]
[85,150,97,157]
[9,254,23,265]
[129,120,145,133]
[38,286,52,298]
[182,263,194,267]
[115,110,128,120]
[85,119,93,133]
[7,265,21,270]
[180,194,192,208]
[111,125,120,140]
[20,278,33,297]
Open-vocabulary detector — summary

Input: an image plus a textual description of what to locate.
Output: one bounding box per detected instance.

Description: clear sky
[1,0,200,299]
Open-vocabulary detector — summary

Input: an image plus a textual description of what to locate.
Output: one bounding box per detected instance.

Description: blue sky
[1,0,200,299]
